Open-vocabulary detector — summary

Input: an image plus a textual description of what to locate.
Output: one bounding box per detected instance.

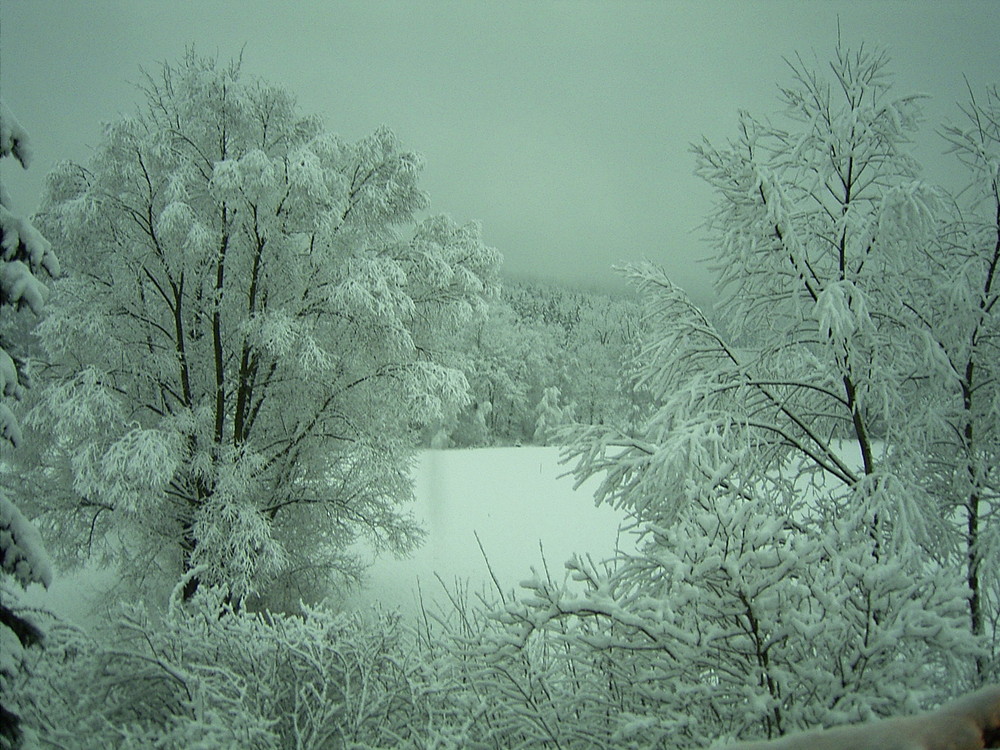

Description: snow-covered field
[344,446,635,614]
[22,447,634,622]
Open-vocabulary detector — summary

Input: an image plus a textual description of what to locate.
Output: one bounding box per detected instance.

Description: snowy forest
[2,41,1000,749]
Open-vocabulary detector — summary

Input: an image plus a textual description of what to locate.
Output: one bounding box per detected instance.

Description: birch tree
[570,43,949,563]
[920,84,1000,678]
[15,51,499,606]
[510,45,987,743]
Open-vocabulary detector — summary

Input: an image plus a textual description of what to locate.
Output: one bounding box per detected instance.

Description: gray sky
[1,1,997,305]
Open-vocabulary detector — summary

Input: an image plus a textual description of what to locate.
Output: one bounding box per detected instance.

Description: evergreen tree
[0,99,59,750]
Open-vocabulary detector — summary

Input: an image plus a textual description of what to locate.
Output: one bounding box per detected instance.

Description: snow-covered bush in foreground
[19,579,432,749]
[13,570,998,749]
[485,505,975,747]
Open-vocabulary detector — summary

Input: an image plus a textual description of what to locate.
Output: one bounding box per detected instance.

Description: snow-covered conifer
[0,98,58,750]
[533,385,569,445]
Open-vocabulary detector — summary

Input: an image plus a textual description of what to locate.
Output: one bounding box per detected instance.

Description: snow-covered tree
[913,84,1000,679]
[532,385,571,445]
[503,281,642,432]
[563,291,641,430]
[529,44,987,743]
[0,100,59,750]
[435,296,562,446]
[16,51,498,607]
[570,43,947,554]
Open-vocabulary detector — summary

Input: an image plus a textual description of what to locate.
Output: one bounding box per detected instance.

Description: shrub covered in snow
[19,581,429,748]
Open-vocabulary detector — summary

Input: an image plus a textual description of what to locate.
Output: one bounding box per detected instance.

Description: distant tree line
[426,278,645,448]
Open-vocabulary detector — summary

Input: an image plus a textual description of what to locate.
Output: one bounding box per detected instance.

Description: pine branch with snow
[0,97,58,750]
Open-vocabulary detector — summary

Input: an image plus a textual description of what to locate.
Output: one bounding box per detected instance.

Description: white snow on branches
[0,99,32,169]
[0,494,53,588]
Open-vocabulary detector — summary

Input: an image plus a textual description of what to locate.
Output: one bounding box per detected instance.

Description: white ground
[343,446,636,615]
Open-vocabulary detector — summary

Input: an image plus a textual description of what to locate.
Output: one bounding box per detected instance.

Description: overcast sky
[1,2,997,305]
